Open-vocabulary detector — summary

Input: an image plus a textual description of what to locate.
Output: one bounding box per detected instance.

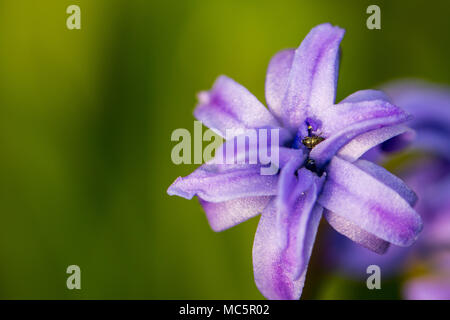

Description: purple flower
[326,80,450,299]
[167,24,422,300]
[405,276,450,300]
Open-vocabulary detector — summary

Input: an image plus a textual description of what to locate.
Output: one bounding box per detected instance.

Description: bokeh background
[0,0,448,299]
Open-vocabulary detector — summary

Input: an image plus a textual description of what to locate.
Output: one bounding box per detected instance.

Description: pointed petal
[265,49,295,120]
[310,99,411,169]
[339,89,392,104]
[253,169,324,300]
[354,159,417,206]
[335,89,415,161]
[209,128,294,166]
[281,23,345,129]
[199,196,272,232]
[188,144,304,232]
[194,75,280,137]
[318,156,422,247]
[338,125,414,162]
[276,158,311,219]
[167,164,278,202]
[168,135,306,202]
[324,155,419,254]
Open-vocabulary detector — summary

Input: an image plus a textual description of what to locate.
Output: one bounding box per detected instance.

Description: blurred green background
[0,0,448,299]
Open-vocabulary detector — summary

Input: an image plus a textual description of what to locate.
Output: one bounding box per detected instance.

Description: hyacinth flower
[167,23,422,300]
[326,81,450,299]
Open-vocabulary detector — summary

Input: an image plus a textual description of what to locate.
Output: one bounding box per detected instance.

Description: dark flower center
[302,135,325,149]
[302,124,325,149]
[291,124,325,176]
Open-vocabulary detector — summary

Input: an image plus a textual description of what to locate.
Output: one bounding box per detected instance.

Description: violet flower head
[168,24,422,300]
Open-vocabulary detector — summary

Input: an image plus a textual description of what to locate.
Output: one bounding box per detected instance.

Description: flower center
[291,123,326,176]
[302,135,325,149]
[302,124,325,150]
[291,124,325,150]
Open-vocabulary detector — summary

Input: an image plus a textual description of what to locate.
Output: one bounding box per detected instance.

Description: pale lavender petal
[324,157,418,254]
[339,89,392,104]
[199,196,272,232]
[276,159,311,223]
[167,165,278,202]
[265,49,295,121]
[209,128,294,166]
[170,134,307,202]
[194,75,280,137]
[310,100,410,169]
[276,167,325,279]
[253,170,324,300]
[281,23,345,129]
[277,147,307,168]
[404,276,450,300]
[321,99,410,139]
[354,159,417,206]
[168,146,305,230]
[318,156,422,246]
[338,125,414,163]
[325,210,390,254]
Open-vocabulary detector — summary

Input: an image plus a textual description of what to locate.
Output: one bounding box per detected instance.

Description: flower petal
[168,135,306,202]
[325,210,390,254]
[265,49,295,121]
[310,99,411,169]
[338,125,414,162]
[199,196,272,232]
[209,128,294,166]
[194,75,280,137]
[354,159,418,206]
[168,144,305,232]
[318,156,422,246]
[281,23,345,130]
[339,89,392,104]
[276,159,311,221]
[167,164,278,202]
[253,169,324,300]
[323,156,419,253]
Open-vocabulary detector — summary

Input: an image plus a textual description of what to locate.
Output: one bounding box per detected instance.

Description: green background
[0,0,448,299]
